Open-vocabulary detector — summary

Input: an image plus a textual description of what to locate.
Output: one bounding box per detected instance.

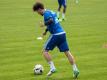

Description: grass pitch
[0,0,107,80]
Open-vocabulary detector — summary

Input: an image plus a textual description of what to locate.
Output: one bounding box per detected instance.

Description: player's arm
[44,11,54,26]
[39,18,53,27]
[44,17,54,26]
[41,28,48,37]
[41,29,48,37]
[43,28,48,35]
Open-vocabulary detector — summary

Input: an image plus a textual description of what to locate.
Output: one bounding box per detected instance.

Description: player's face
[37,9,43,16]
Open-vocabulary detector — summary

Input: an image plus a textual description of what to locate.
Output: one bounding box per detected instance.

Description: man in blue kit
[57,0,67,21]
[33,2,79,78]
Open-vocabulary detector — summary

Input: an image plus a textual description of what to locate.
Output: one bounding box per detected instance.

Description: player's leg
[62,5,66,20]
[57,5,61,19]
[42,50,56,76]
[64,51,79,78]
[57,33,79,78]
[64,51,75,65]
[43,35,57,76]
[62,0,67,20]
[57,0,62,19]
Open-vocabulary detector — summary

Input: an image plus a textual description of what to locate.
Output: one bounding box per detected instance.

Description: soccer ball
[34,64,44,75]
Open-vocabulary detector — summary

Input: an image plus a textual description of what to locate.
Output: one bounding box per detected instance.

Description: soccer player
[57,0,67,21]
[33,2,79,78]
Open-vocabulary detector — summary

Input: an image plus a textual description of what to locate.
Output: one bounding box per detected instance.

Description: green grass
[0,0,107,80]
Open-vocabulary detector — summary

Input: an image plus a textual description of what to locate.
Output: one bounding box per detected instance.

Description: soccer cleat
[73,70,79,79]
[47,69,56,76]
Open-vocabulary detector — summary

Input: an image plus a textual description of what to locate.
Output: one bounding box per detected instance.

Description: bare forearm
[42,28,48,36]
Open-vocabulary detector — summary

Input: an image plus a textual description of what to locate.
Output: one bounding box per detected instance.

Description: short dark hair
[33,2,44,11]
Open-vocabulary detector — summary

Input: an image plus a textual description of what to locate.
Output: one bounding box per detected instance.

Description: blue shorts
[58,0,67,7]
[44,33,69,52]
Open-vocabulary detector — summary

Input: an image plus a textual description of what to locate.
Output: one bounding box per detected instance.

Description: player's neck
[42,9,46,16]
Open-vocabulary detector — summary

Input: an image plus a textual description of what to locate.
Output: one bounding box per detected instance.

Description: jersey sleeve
[44,12,53,23]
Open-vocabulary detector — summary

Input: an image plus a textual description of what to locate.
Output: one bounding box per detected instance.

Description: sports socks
[62,13,65,19]
[48,61,56,70]
[72,64,78,71]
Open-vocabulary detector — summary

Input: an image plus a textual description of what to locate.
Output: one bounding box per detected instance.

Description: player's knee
[64,51,70,56]
[42,49,48,54]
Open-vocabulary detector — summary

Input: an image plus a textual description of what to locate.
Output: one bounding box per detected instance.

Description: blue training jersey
[43,10,65,34]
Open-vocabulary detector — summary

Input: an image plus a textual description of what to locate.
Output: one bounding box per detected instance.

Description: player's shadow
[45,76,79,80]
[31,73,79,80]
